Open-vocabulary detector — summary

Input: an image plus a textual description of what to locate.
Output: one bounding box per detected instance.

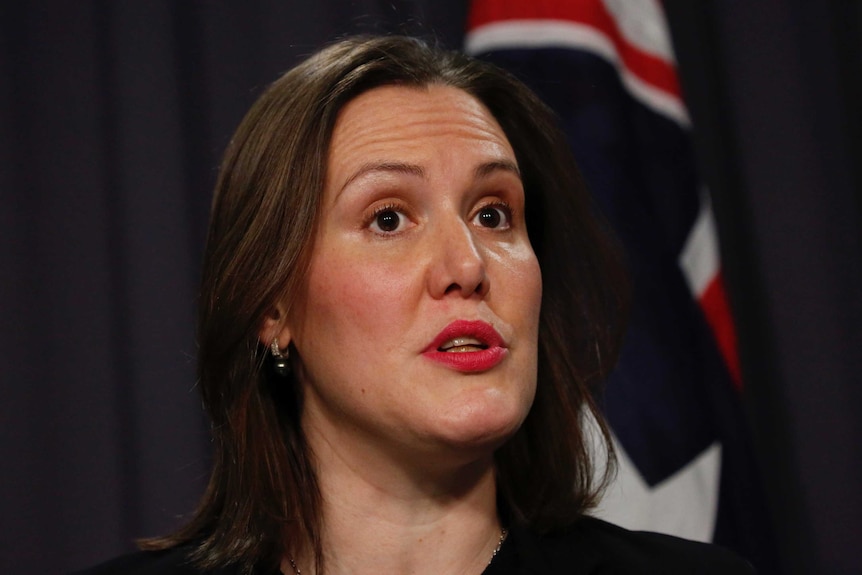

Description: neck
[291,417,504,575]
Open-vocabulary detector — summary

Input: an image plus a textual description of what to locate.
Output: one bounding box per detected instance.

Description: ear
[259,302,292,351]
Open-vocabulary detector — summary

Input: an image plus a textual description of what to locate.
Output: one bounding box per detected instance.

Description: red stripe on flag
[699,273,742,389]
[467,0,681,98]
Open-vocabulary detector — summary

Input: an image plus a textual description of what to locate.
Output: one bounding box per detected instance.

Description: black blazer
[73,517,755,574]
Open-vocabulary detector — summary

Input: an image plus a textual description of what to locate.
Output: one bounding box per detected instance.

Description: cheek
[521,255,543,312]
[520,257,543,362]
[303,248,417,346]
[491,243,543,316]
[295,247,422,412]
[508,251,543,373]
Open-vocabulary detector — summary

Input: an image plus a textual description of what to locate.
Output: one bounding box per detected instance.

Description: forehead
[326,84,516,184]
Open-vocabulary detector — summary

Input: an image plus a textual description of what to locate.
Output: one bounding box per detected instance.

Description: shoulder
[69,546,239,575]
[509,517,756,574]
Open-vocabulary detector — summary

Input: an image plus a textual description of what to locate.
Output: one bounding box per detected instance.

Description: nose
[426,218,489,299]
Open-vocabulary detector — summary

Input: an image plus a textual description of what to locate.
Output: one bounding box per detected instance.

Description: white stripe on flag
[465,20,690,126]
[600,0,674,60]
[679,190,720,298]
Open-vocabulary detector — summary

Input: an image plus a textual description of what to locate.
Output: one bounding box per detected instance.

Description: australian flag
[465,1,777,572]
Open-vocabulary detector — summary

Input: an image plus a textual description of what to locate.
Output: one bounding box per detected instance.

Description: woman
[78,36,753,574]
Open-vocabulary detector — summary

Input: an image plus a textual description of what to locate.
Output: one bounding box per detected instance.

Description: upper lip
[424,320,506,353]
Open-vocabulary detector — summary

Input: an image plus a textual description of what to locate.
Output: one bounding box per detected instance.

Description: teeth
[439,337,486,352]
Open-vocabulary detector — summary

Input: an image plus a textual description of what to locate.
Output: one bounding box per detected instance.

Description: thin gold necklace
[286,528,508,574]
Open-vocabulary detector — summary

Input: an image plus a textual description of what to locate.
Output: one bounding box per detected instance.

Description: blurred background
[1,2,860,574]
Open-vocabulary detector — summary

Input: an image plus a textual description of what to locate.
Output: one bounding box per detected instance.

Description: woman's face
[283,84,542,464]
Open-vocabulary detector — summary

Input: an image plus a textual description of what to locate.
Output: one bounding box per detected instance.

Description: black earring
[270,338,290,377]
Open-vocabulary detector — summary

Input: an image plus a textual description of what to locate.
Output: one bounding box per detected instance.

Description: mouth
[437,336,488,353]
[423,320,507,372]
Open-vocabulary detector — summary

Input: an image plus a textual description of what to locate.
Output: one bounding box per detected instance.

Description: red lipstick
[422,320,507,372]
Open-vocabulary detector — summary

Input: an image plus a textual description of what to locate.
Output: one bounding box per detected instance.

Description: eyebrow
[337,158,522,199]
[474,159,521,180]
[339,162,426,197]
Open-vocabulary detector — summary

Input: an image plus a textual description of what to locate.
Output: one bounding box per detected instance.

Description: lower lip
[422,347,507,372]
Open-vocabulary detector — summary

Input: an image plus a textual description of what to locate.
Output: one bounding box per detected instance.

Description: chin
[434,389,532,454]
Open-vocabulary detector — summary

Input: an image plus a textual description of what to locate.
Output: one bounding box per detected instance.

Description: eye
[369,206,407,233]
[473,203,511,229]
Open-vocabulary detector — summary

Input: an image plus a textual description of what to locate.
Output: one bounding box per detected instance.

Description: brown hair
[143,35,628,574]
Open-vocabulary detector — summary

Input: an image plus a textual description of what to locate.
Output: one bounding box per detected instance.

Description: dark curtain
[665,2,862,574]
[2,2,861,574]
